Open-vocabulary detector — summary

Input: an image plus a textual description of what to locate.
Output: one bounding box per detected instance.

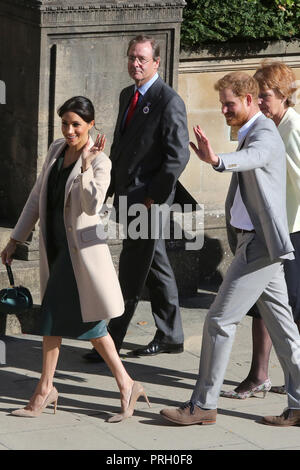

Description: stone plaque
[50,32,167,147]
[0,0,185,223]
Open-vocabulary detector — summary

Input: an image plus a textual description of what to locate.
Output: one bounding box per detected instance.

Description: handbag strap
[5,263,15,287]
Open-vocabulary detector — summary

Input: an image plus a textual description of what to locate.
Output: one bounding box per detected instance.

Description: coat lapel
[40,137,95,231]
[64,156,82,206]
[43,140,67,189]
[236,136,246,151]
[126,77,164,133]
[236,114,265,151]
[64,136,94,206]
[114,87,134,139]
[39,140,67,239]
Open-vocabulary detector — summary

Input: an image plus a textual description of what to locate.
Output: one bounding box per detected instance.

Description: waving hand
[190,126,220,166]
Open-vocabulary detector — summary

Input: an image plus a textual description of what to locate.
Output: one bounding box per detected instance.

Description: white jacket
[278,107,300,233]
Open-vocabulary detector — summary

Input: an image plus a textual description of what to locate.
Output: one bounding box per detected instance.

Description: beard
[225,108,249,128]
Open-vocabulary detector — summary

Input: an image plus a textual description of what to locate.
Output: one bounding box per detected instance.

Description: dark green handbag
[0,263,33,314]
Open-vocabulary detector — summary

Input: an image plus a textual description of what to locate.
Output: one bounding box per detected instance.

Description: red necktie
[125,90,139,127]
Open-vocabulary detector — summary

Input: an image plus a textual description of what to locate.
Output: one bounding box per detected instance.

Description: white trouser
[191,233,300,410]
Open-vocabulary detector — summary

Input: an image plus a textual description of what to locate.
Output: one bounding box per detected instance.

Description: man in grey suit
[84,35,190,362]
[160,71,300,427]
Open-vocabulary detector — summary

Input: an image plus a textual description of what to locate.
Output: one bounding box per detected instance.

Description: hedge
[181,0,300,49]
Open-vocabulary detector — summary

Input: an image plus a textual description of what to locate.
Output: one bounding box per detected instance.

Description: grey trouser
[191,232,300,410]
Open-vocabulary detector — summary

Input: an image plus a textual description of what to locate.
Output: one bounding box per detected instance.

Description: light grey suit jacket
[218,114,294,261]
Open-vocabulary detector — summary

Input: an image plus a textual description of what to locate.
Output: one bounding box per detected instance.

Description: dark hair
[57,96,95,123]
[127,34,160,61]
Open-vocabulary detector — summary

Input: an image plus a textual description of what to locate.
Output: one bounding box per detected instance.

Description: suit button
[68,227,72,231]
[72,247,77,253]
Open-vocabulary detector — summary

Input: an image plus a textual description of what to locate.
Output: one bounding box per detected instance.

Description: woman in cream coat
[1,96,149,421]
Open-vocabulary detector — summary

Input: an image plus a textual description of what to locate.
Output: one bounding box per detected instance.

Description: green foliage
[181,0,300,49]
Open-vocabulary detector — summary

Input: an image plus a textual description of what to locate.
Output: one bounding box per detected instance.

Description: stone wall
[2,7,300,298]
[173,40,300,285]
[178,40,300,212]
[0,0,186,224]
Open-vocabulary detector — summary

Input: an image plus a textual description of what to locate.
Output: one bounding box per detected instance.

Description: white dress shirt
[230,112,262,230]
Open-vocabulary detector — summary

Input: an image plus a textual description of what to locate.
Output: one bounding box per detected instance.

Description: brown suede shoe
[262,408,300,426]
[160,402,217,425]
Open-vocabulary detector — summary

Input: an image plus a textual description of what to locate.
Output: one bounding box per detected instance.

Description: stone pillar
[0,0,186,226]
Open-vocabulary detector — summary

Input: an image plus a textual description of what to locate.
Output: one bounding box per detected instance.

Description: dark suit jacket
[106,76,190,208]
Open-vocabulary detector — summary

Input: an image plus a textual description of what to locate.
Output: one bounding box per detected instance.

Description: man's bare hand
[190,125,220,166]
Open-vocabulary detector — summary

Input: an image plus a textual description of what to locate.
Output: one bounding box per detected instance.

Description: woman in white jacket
[1,96,149,421]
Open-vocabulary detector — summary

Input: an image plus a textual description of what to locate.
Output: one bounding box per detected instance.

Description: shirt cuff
[213,156,225,172]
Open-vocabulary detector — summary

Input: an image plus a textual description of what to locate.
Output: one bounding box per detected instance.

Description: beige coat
[12,138,124,322]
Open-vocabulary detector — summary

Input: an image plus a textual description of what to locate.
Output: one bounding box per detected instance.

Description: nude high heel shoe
[107,381,150,423]
[11,387,58,417]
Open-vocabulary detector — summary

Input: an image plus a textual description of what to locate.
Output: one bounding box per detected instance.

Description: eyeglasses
[127,55,154,65]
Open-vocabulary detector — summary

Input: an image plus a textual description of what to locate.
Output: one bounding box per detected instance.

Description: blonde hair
[214,71,259,100]
[254,61,297,107]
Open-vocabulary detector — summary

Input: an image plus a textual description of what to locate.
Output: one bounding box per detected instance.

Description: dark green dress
[39,150,108,339]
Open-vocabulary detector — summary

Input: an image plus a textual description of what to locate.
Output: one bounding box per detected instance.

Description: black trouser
[108,235,184,350]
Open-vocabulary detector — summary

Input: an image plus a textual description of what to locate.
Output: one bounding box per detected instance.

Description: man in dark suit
[84,34,190,362]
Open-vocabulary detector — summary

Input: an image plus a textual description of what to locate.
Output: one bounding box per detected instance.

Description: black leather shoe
[132,341,184,357]
[82,348,105,363]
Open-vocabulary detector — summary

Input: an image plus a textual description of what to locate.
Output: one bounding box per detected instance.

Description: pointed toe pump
[108,381,150,423]
[11,387,58,418]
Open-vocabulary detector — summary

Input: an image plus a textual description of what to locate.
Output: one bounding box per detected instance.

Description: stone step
[0,226,12,251]
[0,260,40,300]
[0,213,231,336]
[0,306,41,336]
[0,259,41,336]
[0,226,39,261]
[1,243,201,336]
[199,210,233,284]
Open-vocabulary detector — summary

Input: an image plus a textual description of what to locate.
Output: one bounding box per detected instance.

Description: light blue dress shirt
[135,72,159,96]
[230,111,262,230]
[122,73,159,127]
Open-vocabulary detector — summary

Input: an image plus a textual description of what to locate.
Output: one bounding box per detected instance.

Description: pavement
[0,288,299,453]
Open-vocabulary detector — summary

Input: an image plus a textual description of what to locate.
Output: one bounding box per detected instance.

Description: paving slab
[0,296,298,453]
